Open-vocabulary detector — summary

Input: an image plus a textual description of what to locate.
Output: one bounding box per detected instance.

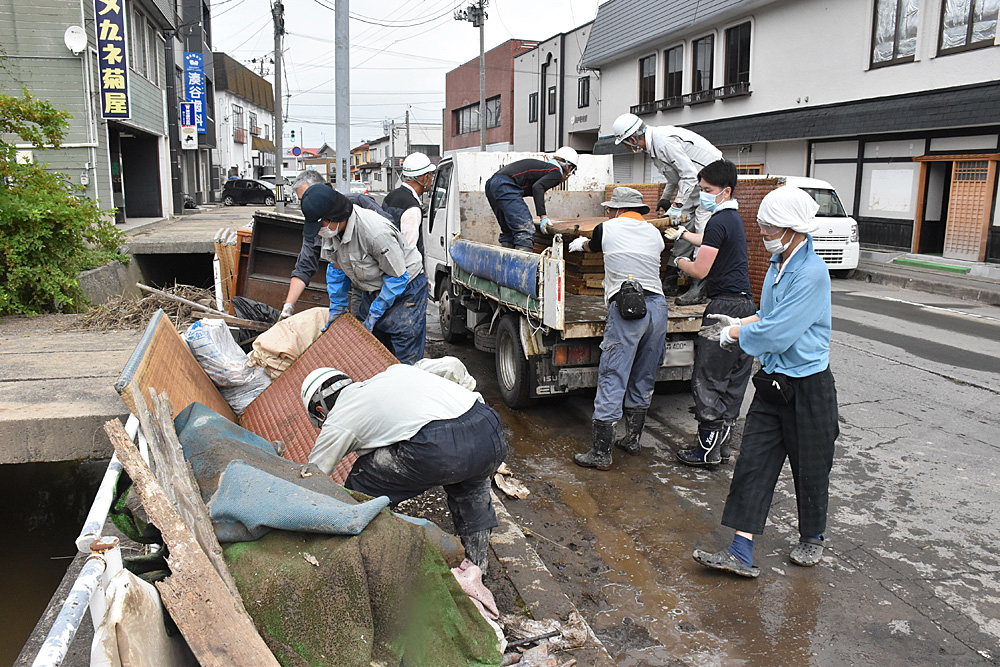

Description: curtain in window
[942,0,973,48]
[899,0,920,57]
[973,0,999,43]
[874,0,919,63]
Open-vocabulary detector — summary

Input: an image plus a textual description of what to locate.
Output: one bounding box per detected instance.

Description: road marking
[878,295,1000,323]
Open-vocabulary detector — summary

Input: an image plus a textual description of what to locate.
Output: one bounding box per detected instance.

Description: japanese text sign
[180,102,197,150]
[184,52,206,134]
[94,0,130,119]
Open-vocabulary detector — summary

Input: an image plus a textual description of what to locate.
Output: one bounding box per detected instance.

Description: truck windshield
[800,188,847,217]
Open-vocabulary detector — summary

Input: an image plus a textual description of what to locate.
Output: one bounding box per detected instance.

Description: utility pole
[335,0,349,193]
[389,120,396,185]
[455,0,487,152]
[405,108,411,155]
[272,1,284,205]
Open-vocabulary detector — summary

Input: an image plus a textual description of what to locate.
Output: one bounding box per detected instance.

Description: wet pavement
[431,278,1000,666]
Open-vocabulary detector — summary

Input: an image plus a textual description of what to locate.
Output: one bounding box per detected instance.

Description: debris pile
[75,283,216,331]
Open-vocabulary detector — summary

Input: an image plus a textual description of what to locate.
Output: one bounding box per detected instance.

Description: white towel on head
[758,186,819,234]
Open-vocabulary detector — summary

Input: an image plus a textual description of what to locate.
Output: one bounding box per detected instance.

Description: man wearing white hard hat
[380,152,436,257]
[692,185,839,578]
[484,146,578,250]
[612,113,721,305]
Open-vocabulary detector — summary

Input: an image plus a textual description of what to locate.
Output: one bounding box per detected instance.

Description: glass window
[147,22,158,85]
[485,95,501,129]
[639,54,656,104]
[578,76,590,108]
[428,161,453,233]
[547,86,556,114]
[725,22,751,84]
[801,188,848,217]
[664,46,683,99]
[693,36,714,93]
[453,103,480,135]
[249,111,258,135]
[232,104,244,130]
[130,9,147,78]
[872,0,920,65]
[528,92,538,122]
[736,164,763,175]
[939,0,998,53]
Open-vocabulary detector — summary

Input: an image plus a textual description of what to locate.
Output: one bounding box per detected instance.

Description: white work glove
[539,216,553,235]
[706,313,741,329]
[568,237,587,252]
[663,226,684,241]
[667,205,685,225]
[719,325,739,351]
[279,303,295,321]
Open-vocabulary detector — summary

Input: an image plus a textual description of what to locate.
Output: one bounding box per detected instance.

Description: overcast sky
[211,0,601,149]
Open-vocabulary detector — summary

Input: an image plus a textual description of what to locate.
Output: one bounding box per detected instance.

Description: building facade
[583,0,1000,262]
[213,52,274,185]
[444,39,537,153]
[365,121,442,191]
[513,22,600,154]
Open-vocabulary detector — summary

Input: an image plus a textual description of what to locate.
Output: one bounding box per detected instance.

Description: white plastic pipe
[30,556,106,667]
[75,415,139,552]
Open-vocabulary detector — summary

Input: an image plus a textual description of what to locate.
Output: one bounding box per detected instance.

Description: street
[430,279,1000,666]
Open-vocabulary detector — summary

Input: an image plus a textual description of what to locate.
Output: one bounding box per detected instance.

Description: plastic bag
[230,297,280,344]
[183,319,271,415]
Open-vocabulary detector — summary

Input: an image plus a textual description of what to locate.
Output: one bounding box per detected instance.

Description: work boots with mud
[675,277,707,306]
[661,266,680,297]
[573,419,616,470]
[614,408,647,456]
[461,529,492,573]
[719,419,735,463]
[676,427,723,467]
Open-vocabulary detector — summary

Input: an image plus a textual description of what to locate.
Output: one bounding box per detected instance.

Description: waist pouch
[614,279,647,320]
[752,369,795,405]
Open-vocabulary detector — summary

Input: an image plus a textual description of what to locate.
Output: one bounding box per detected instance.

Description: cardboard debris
[495,473,530,499]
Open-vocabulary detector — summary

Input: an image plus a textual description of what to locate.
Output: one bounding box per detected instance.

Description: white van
[781,176,860,277]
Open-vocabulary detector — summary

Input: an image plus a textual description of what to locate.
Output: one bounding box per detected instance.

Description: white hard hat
[401,152,436,179]
[301,367,353,428]
[613,113,644,145]
[553,146,579,167]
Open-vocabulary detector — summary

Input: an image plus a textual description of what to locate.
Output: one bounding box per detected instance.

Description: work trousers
[692,293,757,428]
[669,190,712,262]
[356,273,428,365]
[345,401,509,535]
[593,294,670,422]
[721,366,839,538]
[485,174,534,248]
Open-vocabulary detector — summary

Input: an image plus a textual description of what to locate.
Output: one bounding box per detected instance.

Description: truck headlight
[849,223,859,243]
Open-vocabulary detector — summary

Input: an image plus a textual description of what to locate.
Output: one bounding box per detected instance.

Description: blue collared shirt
[739,235,831,377]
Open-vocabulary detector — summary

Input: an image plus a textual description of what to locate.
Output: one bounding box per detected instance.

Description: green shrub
[1,89,126,315]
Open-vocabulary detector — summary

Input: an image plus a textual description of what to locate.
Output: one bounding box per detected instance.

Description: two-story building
[212,53,274,184]
[582,0,1000,263]
[365,122,443,191]
[350,142,371,182]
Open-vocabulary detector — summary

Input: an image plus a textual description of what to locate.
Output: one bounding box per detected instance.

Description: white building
[212,53,275,184]
[581,0,1000,263]
[513,22,601,153]
[366,122,443,191]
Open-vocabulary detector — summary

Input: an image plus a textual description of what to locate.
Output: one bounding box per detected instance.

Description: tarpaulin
[449,238,541,299]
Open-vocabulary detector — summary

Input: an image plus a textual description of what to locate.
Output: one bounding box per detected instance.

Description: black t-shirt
[701,207,752,297]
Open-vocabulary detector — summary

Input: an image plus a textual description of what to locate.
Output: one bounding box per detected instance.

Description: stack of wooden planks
[213,228,240,313]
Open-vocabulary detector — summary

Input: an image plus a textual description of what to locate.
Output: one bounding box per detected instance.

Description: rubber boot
[515,244,534,253]
[719,420,735,463]
[675,277,707,306]
[573,419,615,470]
[662,265,680,297]
[461,529,491,573]
[500,241,515,249]
[676,427,723,466]
[614,408,646,456]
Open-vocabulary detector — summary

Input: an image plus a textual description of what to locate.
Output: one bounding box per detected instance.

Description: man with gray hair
[280,171,393,320]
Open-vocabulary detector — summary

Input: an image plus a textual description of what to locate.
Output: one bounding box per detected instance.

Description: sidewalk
[853,249,1000,306]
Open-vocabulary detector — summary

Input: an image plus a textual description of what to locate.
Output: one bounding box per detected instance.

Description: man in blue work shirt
[693,185,839,578]
[300,184,428,365]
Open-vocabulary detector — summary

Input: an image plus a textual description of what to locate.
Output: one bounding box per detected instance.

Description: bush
[0,89,126,315]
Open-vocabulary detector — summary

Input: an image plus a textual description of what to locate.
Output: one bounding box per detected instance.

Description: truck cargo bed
[563,293,707,338]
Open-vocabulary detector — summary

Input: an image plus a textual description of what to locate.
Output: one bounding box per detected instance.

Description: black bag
[752,369,795,404]
[614,278,647,320]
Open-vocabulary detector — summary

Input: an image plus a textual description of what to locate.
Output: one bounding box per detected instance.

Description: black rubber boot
[675,277,707,306]
[614,408,646,456]
[461,529,492,573]
[514,244,533,252]
[662,266,680,297]
[574,419,615,470]
[676,427,723,466]
[500,241,515,248]
[719,420,735,463]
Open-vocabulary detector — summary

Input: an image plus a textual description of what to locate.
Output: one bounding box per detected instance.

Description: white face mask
[763,229,792,255]
[317,226,336,239]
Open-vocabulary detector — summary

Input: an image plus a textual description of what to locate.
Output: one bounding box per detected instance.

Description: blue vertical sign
[94,0,130,119]
[184,52,206,134]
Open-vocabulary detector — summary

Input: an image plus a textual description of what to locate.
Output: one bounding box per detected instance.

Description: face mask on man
[317,225,336,239]
[762,228,792,255]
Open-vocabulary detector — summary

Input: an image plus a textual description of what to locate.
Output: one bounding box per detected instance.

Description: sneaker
[693,548,760,578]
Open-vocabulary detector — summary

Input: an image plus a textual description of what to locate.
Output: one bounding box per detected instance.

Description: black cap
[300,184,354,239]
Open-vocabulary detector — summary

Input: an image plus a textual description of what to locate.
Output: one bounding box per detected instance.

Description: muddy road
[428,280,1000,666]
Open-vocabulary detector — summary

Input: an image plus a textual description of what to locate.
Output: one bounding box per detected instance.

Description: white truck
[420,152,705,408]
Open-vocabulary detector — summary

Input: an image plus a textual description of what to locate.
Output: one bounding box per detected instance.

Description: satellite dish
[64,26,87,54]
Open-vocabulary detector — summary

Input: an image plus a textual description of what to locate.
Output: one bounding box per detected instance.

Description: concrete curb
[852,262,1000,306]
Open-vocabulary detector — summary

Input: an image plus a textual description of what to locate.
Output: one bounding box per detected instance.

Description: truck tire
[495,314,532,408]
[438,277,466,343]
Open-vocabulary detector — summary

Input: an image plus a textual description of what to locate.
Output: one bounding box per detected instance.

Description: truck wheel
[832,268,856,279]
[438,277,466,343]
[496,314,532,408]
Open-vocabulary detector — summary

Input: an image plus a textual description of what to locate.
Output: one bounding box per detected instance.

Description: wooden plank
[103,418,279,666]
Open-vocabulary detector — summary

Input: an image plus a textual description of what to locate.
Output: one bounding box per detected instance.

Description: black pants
[345,401,509,535]
[721,366,839,538]
[692,293,757,428]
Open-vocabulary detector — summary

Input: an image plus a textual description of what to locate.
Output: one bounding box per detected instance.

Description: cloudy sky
[211,0,601,148]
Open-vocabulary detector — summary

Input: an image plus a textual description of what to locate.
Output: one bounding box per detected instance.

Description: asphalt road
[434,278,1000,666]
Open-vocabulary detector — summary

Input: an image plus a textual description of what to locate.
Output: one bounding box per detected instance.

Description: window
[639,54,656,104]
[736,164,764,175]
[130,8,147,78]
[147,23,158,85]
[453,103,479,134]
[528,92,538,122]
[264,123,270,140]
[692,35,714,93]
[872,0,919,65]
[547,86,556,114]
[578,76,590,108]
[485,95,501,129]
[664,46,683,99]
[939,0,997,53]
[955,160,989,180]
[725,22,751,84]
[249,111,259,136]
[232,104,244,130]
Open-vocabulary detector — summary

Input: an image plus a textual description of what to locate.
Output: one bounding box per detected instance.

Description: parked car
[783,176,860,278]
[349,180,369,194]
[222,179,277,207]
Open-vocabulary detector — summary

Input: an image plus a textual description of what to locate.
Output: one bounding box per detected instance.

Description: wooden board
[104,418,280,666]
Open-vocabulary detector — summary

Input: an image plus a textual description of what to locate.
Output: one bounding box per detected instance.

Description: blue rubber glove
[539,216,552,234]
[323,309,345,332]
[364,272,409,331]
[324,266,351,331]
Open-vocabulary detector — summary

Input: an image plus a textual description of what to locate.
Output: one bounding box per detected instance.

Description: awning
[252,136,275,152]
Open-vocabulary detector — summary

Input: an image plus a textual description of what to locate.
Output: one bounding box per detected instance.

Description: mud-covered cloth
[692,293,757,428]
